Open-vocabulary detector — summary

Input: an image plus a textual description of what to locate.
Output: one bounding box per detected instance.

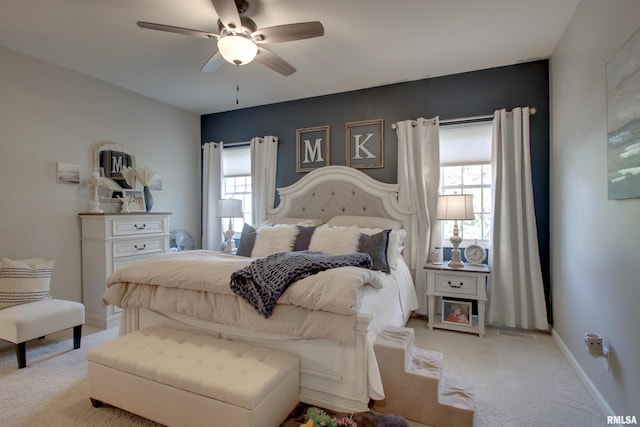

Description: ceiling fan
[137,0,324,76]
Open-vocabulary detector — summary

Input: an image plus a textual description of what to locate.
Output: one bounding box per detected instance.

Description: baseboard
[551,328,617,422]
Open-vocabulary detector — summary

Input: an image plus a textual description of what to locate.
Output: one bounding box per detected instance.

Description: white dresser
[79,212,172,329]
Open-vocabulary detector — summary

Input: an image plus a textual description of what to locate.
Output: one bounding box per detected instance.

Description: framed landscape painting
[606,27,640,200]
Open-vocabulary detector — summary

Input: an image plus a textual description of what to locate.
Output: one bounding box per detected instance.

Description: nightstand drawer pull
[434,275,477,295]
[134,224,146,230]
[134,244,146,251]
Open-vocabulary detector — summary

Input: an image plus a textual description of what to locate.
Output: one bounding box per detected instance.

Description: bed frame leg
[90,398,104,408]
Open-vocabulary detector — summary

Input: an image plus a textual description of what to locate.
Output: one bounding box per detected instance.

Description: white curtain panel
[201,142,223,251]
[395,117,440,315]
[488,107,548,330]
[250,135,279,225]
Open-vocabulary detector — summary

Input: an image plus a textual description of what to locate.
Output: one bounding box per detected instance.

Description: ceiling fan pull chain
[236,64,240,105]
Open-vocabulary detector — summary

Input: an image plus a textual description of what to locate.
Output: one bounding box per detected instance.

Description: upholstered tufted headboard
[268,166,416,266]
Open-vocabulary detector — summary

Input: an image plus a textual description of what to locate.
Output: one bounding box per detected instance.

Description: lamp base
[448,221,464,268]
[223,228,236,254]
[448,247,465,268]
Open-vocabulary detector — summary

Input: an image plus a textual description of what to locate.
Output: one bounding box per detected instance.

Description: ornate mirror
[93,143,136,198]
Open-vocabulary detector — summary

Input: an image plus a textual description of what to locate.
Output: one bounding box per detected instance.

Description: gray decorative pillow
[235,223,257,257]
[292,226,317,251]
[358,230,390,273]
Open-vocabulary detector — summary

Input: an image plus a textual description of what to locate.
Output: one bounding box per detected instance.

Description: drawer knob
[134,244,146,251]
[448,281,463,288]
[134,224,146,230]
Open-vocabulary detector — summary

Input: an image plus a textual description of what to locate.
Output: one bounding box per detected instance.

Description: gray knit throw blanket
[230,251,372,318]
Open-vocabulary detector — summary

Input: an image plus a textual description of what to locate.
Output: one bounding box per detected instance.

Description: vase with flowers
[134,165,156,212]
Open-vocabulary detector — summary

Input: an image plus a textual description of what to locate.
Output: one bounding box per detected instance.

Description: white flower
[135,165,156,186]
[81,174,119,190]
[121,166,137,188]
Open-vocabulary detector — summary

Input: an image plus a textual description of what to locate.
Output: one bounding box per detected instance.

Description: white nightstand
[424,262,490,337]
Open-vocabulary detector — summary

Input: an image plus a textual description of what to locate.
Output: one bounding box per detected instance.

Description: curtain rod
[391,107,537,129]
[201,141,251,149]
[223,141,251,148]
[222,136,279,147]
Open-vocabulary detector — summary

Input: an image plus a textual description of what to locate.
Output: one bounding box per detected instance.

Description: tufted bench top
[87,326,299,410]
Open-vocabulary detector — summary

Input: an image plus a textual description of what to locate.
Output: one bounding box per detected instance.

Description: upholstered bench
[0,299,85,368]
[87,326,300,427]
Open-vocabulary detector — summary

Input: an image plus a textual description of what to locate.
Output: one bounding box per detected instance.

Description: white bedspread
[103,250,417,344]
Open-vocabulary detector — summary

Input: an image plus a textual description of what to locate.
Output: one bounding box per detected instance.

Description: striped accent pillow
[0,258,54,309]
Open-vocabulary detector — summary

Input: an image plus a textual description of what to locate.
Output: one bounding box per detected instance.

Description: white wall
[551,0,640,414]
[0,46,201,303]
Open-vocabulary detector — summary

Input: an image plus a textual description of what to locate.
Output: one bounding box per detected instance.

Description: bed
[102,165,418,413]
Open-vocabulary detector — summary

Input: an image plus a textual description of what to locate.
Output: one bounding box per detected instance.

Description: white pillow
[326,215,403,230]
[261,217,324,226]
[0,257,54,309]
[251,225,300,257]
[308,225,360,255]
[359,228,406,269]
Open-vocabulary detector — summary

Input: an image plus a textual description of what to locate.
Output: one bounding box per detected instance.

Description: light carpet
[0,317,606,426]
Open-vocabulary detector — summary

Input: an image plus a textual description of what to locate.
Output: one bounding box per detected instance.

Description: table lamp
[217,199,244,253]
[437,194,475,268]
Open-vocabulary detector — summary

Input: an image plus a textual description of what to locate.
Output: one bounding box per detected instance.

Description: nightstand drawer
[112,237,166,258]
[435,274,477,296]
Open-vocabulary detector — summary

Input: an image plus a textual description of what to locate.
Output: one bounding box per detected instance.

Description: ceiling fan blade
[253,21,324,43]
[211,0,242,30]
[255,46,296,76]
[200,52,225,73]
[137,21,218,39]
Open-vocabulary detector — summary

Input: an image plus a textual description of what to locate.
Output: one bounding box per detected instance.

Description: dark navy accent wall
[201,60,551,323]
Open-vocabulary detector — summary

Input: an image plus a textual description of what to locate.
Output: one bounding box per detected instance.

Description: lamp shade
[217,199,244,218]
[217,35,258,65]
[436,194,475,220]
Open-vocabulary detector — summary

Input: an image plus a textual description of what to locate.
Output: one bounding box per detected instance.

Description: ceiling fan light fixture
[218,35,258,65]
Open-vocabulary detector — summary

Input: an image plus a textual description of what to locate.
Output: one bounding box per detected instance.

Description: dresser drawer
[110,216,168,237]
[111,237,167,259]
[434,274,477,296]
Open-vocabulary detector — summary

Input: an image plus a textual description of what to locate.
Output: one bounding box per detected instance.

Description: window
[439,122,493,246]
[222,145,252,232]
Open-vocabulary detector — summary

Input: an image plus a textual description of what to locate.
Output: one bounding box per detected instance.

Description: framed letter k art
[346,119,384,169]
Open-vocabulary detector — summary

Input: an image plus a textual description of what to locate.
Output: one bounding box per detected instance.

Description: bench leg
[15,342,26,369]
[73,325,82,349]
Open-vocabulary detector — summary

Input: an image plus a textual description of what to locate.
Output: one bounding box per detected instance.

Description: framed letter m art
[297,125,330,173]
[346,119,384,169]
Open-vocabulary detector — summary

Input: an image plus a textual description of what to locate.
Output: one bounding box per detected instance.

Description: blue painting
[607,27,640,200]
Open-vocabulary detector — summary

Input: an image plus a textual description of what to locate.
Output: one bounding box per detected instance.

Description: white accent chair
[0,299,85,368]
